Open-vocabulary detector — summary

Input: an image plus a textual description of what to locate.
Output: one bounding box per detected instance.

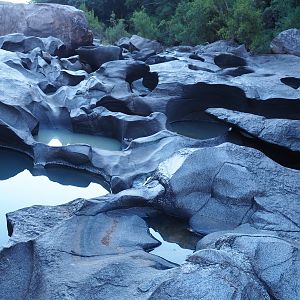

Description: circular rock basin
[0,148,109,246]
[169,120,228,140]
[147,215,201,265]
[34,128,121,150]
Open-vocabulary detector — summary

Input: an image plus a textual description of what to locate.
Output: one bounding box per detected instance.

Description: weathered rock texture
[206,108,300,152]
[0,31,299,299]
[271,28,300,56]
[0,2,92,54]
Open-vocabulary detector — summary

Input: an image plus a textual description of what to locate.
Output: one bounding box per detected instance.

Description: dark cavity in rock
[228,128,300,170]
[214,53,247,69]
[281,77,300,89]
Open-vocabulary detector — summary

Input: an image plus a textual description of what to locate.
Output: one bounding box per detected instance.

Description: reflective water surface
[34,128,121,150]
[170,120,228,140]
[147,215,201,265]
[0,148,109,246]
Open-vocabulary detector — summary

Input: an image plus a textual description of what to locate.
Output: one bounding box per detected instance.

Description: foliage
[103,13,129,44]
[219,0,264,50]
[170,0,229,45]
[79,3,104,39]
[130,9,159,40]
[31,0,300,53]
[280,6,300,30]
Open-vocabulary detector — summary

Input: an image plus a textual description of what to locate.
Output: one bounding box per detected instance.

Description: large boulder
[117,35,162,53]
[76,45,122,71]
[271,28,300,56]
[151,143,300,241]
[0,2,93,54]
[194,40,249,57]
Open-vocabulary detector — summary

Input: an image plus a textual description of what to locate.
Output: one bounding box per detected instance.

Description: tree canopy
[32,0,300,52]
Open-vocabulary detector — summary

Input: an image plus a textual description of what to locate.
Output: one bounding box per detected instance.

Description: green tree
[79,2,104,39]
[219,0,265,50]
[31,0,300,53]
[104,12,129,44]
[170,0,229,45]
[130,9,159,40]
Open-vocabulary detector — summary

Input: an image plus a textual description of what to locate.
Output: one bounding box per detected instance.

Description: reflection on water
[147,215,201,265]
[34,128,121,151]
[0,148,109,246]
[170,120,228,140]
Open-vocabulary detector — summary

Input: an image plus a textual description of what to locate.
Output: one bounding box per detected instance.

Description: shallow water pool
[170,120,228,140]
[34,128,121,150]
[147,215,201,265]
[0,148,109,246]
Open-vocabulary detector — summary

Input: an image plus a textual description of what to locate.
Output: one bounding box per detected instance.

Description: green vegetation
[32,0,300,52]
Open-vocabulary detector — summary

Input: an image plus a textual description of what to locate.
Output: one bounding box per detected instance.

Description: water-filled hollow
[0,147,109,246]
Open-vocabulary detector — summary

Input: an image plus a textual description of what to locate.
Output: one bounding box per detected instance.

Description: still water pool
[34,128,121,150]
[170,120,228,140]
[0,148,109,246]
[147,215,201,265]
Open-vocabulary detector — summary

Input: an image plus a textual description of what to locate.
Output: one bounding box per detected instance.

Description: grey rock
[271,28,300,56]
[76,45,122,71]
[0,33,66,56]
[214,53,247,68]
[197,232,300,300]
[207,108,300,152]
[149,52,300,119]
[0,35,299,300]
[132,48,156,62]
[0,2,92,54]
[117,35,162,53]
[195,40,249,57]
[71,107,167,141]
[151,143,300,241]
[145,55,178,65]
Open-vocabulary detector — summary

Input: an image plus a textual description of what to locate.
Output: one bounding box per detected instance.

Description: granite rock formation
[0,2,92,54]
[0,15,299,299]
[271,28,300,56]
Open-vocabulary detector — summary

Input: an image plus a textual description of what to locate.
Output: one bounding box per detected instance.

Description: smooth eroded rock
[0,2,92,54]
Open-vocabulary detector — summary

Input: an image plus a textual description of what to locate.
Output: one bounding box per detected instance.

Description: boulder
[0,2,92,54]
[117,35,162,53]
[71,107,167,141]
[0,33,66,56]
[195,40,249,57]
[271,28,300,56]
[151,143,300,241]
[76,45,122,71]
[132,48,156,62]
[214,53,247,69]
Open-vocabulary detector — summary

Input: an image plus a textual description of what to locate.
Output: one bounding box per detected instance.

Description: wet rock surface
[0,15,299,300]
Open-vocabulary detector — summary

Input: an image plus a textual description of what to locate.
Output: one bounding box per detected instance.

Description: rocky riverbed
[0,2,299,300]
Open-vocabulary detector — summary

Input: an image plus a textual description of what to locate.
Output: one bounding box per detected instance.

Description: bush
[130,9,160,40]
[169,0,228,45]
[219,0,265,51]
[32,0,300,53]
[104,13,129,44]
[278,6,300,30]
[79,3,105,39]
